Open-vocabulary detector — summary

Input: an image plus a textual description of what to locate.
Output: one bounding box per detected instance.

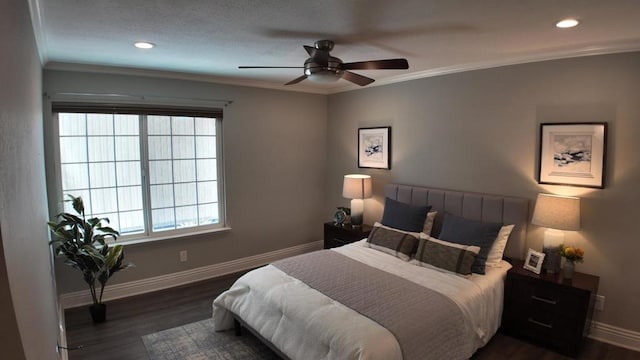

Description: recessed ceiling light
[556,19,580,28]
[134,42,155,49]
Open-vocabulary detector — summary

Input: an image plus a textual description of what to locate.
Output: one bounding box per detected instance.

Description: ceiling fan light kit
[304,58,343,83]
[240,40,409,87]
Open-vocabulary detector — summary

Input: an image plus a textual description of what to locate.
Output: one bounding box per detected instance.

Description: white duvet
[212,240,511,360]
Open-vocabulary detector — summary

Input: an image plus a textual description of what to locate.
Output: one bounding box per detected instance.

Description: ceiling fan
[238,40,409,86]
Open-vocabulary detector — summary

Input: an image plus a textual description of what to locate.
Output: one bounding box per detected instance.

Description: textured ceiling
[30,0,640,94]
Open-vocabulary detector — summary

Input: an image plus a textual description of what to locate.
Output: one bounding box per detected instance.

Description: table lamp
[342,174,372,227]
[531,193,581,273]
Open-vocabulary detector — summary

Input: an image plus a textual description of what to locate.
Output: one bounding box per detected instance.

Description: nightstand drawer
[509,304,582,339]
[513,314,581,351]
[511,278,587,318]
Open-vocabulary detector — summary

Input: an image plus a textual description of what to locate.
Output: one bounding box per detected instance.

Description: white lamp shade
[342,175,372,199]
[531,193,580,231]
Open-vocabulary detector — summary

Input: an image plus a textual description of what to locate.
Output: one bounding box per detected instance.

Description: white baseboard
[59,240,323,309]
[590,321,640,352]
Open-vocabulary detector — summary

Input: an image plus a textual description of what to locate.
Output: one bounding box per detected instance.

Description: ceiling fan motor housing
[314,40,335,51]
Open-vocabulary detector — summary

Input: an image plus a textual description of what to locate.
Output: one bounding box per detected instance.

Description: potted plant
[559,244,585,279]
[48,195,132,323]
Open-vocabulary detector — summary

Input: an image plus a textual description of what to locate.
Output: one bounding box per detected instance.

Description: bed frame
[232,184,530,359]
[233,315,292,359]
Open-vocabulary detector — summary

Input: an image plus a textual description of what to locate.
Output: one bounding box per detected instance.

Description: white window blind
[52,104,225,241]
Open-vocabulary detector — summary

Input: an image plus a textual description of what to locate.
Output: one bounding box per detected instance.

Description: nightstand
[323,222,372,249]
[502,259,599,357]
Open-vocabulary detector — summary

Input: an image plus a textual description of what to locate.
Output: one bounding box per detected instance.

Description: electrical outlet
[179,250,188,262]
[595,294,605,311]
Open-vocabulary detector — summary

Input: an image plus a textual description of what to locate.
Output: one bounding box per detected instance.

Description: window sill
[116,226,232,247]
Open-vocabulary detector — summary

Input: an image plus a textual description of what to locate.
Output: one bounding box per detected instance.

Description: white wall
[326,52,640,333]
[0,0,60,359]
[43,70,328,293]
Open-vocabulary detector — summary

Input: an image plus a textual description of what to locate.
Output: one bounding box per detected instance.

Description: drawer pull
[531,295,557,305]
[528,317,553,329]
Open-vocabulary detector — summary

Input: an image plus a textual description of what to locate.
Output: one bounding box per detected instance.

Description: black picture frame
[358,127,391,169]
[538,122,607,189]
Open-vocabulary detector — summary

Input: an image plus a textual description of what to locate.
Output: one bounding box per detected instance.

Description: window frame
[48,103,228,245]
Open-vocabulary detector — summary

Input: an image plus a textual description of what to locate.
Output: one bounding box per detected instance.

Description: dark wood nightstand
[502,259,599,357]
[323,222,372,249]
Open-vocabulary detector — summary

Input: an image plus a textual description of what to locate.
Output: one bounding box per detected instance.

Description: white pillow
[485,224,515,267]
[422,211,438,235]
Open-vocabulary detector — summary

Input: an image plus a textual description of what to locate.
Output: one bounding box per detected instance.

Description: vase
[89,303,107,323]
[563,260,575,279]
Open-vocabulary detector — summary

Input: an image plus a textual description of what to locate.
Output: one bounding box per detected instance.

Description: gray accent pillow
[381,197,432,232]
[413,236,480,276]
[366,222,420,261]
[438,212,502,274]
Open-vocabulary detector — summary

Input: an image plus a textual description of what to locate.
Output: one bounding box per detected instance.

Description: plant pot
[89,303,107,323]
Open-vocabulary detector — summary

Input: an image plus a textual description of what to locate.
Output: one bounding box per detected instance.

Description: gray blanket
[272,250,468,360]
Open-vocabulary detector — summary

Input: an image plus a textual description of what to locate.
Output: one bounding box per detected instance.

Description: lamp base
[542,229,563,273]
[350,199,364,227]
[542,248,561,273]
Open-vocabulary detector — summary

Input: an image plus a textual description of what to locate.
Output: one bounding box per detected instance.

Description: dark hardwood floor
[64,272,243,360]
[65,272,640,360]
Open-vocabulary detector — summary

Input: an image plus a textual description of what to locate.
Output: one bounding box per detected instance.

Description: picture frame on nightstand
[523,248,545,274]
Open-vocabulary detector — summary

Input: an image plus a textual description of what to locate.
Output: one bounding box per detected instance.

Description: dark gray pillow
[366,224,419,261]
[438,212,502,274]
[381,197,431,232]
[413,236,480,275]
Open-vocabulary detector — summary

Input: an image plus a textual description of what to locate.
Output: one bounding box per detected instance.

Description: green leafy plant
[48,195,132,305]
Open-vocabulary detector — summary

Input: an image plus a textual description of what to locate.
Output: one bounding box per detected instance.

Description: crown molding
[327,40,640,94]
[27,0,47,65]
[45,40,640,96]
[44,62,330,95]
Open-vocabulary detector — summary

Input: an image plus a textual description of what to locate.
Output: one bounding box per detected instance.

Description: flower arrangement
[559,244,585,263]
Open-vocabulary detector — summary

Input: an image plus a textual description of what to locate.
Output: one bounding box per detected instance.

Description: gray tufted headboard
[384,184,530,260]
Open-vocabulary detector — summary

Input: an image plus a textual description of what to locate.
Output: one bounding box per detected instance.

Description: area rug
[142,318,279,360]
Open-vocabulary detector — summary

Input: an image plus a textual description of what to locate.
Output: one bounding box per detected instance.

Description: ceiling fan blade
[341,71,375,86]
[285,74,308,85]
[239,66,304,69]
[342,58,409,70]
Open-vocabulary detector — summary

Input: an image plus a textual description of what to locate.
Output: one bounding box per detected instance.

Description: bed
[213,184,529,360]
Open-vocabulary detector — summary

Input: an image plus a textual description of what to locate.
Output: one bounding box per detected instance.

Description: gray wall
[43,70,327,293]
[326,52,640,332]
[35,45,640,337]
[0,0,60,359]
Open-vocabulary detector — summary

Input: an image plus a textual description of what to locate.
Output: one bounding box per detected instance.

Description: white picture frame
[523,248,546,274]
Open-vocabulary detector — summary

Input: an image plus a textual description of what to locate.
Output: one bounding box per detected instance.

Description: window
[52,104,225,242]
